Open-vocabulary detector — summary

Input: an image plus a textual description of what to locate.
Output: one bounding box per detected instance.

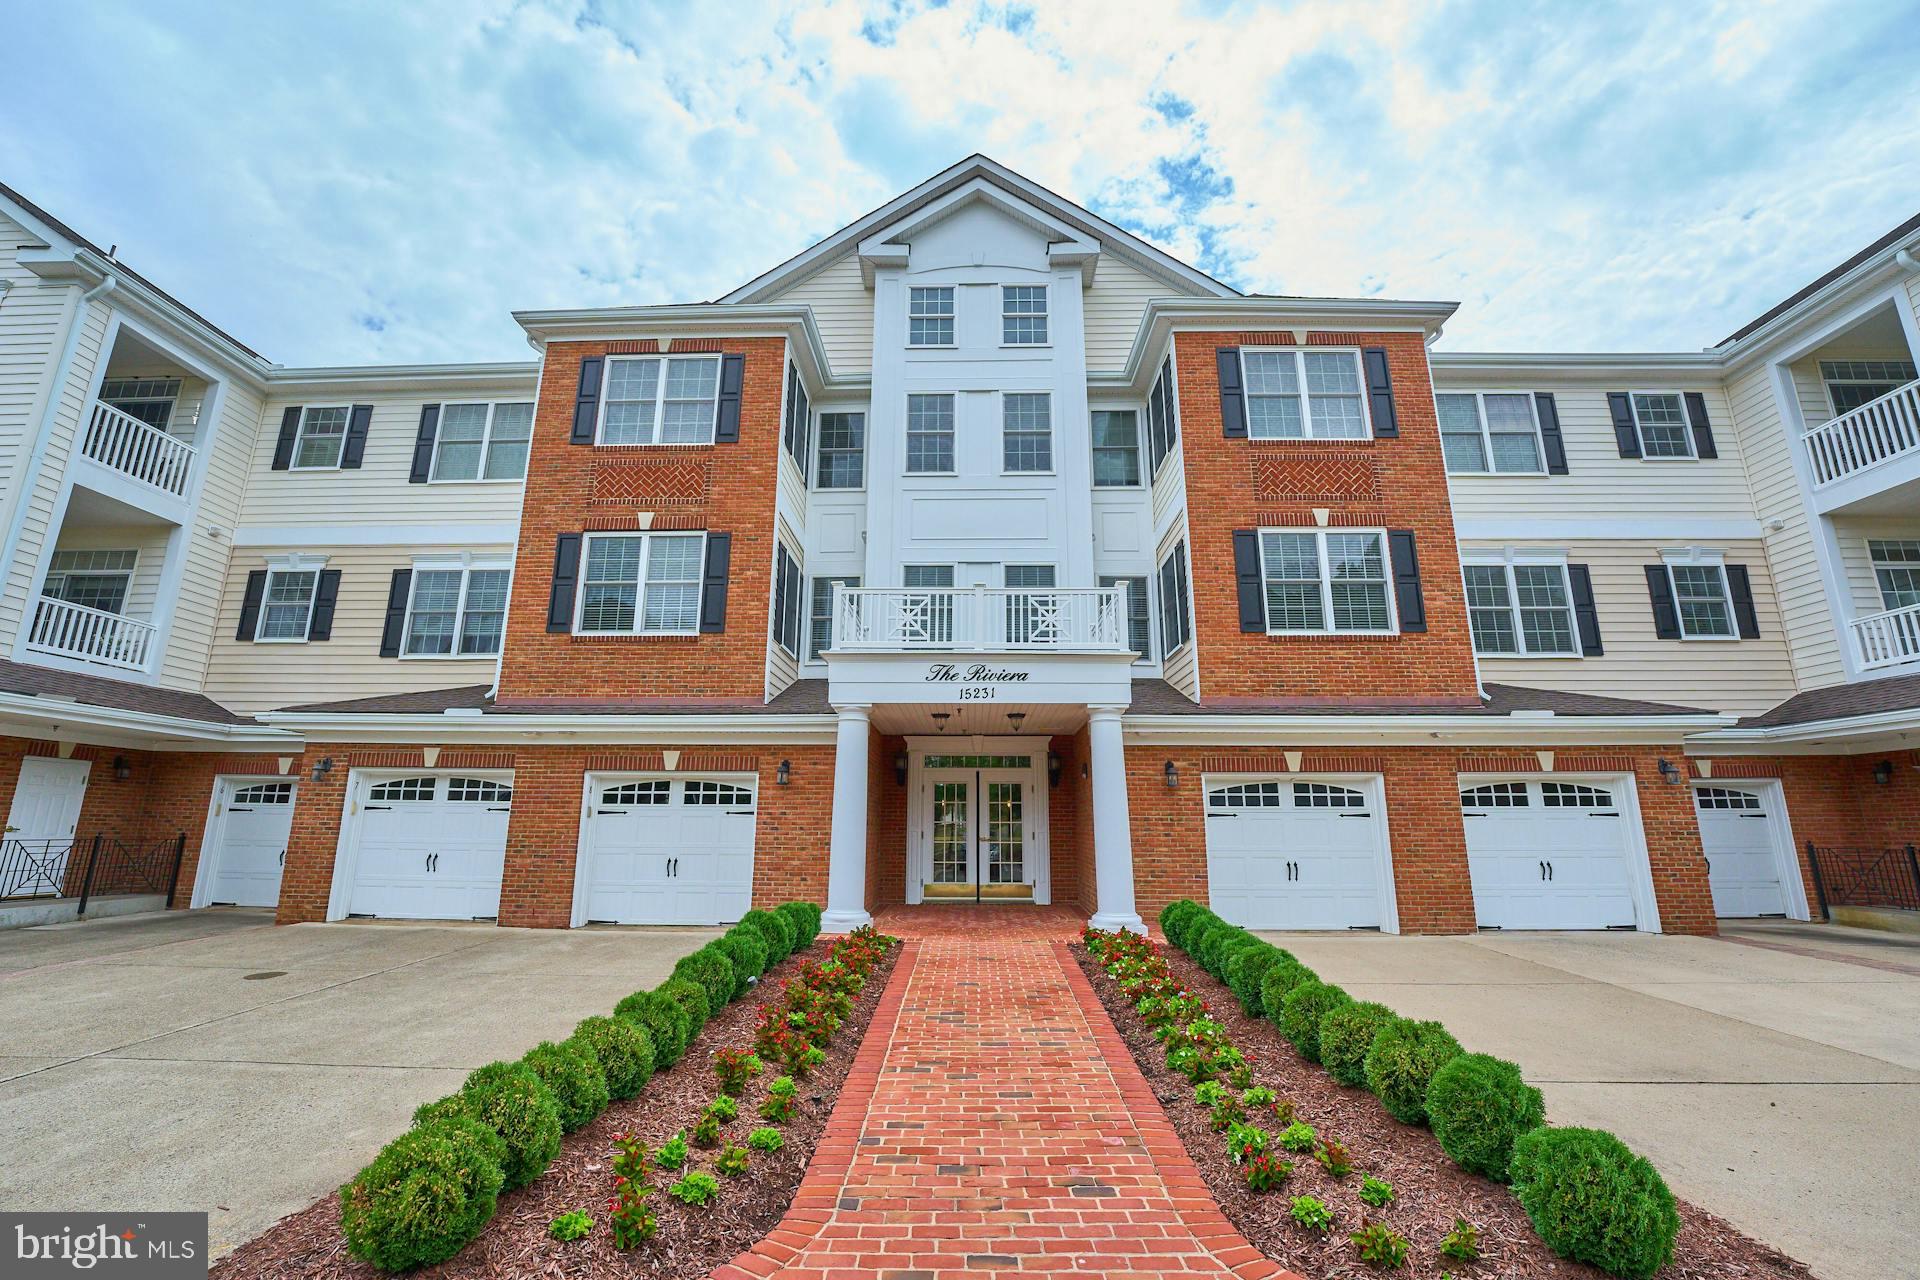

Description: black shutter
[408,405,441,483]
[1607,392,1642,458]
[1158,556,1178,654]
[1362,347,1398,438]
[1726,564,1761,639]
[571,356,603,445]
[715,354,745,443]
[772,544,791,652]
[341,405,373,469]
[1684,392,1718,459]
[547,534,582,632]
[1566,564,1603,656]
[271,407,301,470]
[1232,530,1265,632]
[379,569,413,657]
[1388,530,1426,632]
[235,570,268,641]
[1161,356,1179,451]
[699,532,731,633]
[1216,348,1246,438]
[1645,565,1681,639]
[1173,542,1191,645]
[1534,392,1569,475]
[307,569,342,640]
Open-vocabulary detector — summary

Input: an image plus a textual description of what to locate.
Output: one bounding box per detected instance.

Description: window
[685,780,753,806]
[1158,541,1191,653]
[369,777,436,802]
[808,575,860,660]
[1294,782,1366,808]
[43,549,137,614]
[404,565,510,656]
[906,393,955,474]
[1257,529,1392,633]
[1437,393,1543,474]
[601,781,670,806]
[904,564,955,644]
[1869,539,1920,611]
[1241,349,1369,440]
[1147,357,1179,477]
[1003,393,1052,472]
[1209,782,1284,809]
[291,406,349,469]
[1822,359,1917,414]
[1002,285,1047,345]
[232,782,294,805]
[1696,786,1763,811]
[1091,410,1141,487]
[1460,782,1528,809]
[1462,561,1577,656]
[923,754,1031,768]
[815,412,864,489]
[598,356,721,445]
[576,532,704,635]
[782,363,810,476]
[1541,782,1614,808]
[1668,561,1734,638]
[446,778,512,803]
[908,287,954,346]
[1004,564,1055,644]
[432,402,533,481]
[773,542,803,658]
[1628,393,1693,458]
[100,377,181,430]
[257,569,319,641]
[1100,575,1152,662]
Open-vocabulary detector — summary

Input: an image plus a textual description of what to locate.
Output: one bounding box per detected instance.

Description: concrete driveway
[0,909,716,1256]
[1261,920,1920,1280]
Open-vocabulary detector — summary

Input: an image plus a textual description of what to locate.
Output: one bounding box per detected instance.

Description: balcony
[1852,602,1920,672]
[25,596,157,672]
[80,400,197,499]
[1805,379,1920,488]
[832,586,1129,653]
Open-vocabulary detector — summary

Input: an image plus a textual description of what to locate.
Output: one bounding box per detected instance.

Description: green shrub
[738,908,795,962]
[1289,1194,1334,1232]
[616,990,690,1068]
[1157,899,1200,947]
[1193,922,1242,975]
[1212,929,1260,976]
[669,1171,721,1206]
[1358,1174,1394,1208]
[1258,957,1317,1022]
[547,1210,593,1242]
[1426,1053,1546,1181]
[776,901,821,951]
[1175,905,1222,954]
[716,929,770,988]
[673,946,738,1016]
[1280,980,1352,1063]
[1318,1001,1398,1088]
[521,1039,609,1133]
[654,1131,688,1170]
[1440,1219,1482,1261]
[571,1015,655,1100]
[715,1143,751,1176]
[747,1126,784,1153]
[440,1061,562,1189]
[1349,1220,1409,1269]
[661,976,712,1034]
[1509,1128,1678,1280]
[1277,1121,1318,1152]
[340,1115,505,1272]
[1225,944,1285,1016]
[1364,1018,1463,1126]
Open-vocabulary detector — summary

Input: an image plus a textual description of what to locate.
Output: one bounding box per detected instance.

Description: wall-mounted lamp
[1164,760,1179,790]
[1047,752,1062,788]
[311,756,335,783]
[112,755,132,782]
[930,711,950,733]
[1873,759,1895,785]
[775,759,792,787]
[1656,758,1682,785]
[894,750,909,786]
[1007,711,1026,732]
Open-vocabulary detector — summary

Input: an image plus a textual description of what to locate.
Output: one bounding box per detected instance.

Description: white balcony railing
[1805,379,1920,487]
[26,597,157,671]
[81,400,196,499]
[832,586,1129,653]
[1853,601,1920,672]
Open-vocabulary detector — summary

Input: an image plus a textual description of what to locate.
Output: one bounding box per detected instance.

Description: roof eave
[1122,710,1731,747]
[0,691,298,751]
[254,708,839,745]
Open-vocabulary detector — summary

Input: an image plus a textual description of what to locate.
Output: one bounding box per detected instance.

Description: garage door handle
[231,806,253,813]
[278,850,285,866]
[1539,861,1547,880]
[1546,861,1554,880]
[728,810,754,816]
[487,806,510,813]
[1337,812,1371,818]
[1206,811,1235,818]
[366,805,393,811]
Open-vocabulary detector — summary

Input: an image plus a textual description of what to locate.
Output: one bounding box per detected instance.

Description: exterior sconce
[1047,752,1062,788]
[1656,758,1682,785]
[1873,759,1895,785]
[112,755,132,782]
[1164,760,1179,789]
[776,759,792,786]
[894,751,908,786]
[1007,711,1026,732]
[311,756,335,783]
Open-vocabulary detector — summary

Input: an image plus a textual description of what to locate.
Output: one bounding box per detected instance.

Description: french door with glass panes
[920,766,1034,902]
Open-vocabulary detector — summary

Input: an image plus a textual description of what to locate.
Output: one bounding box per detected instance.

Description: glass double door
[923,767,1033,902]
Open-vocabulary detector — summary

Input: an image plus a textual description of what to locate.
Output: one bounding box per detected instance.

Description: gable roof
[1718,208,1920,348]
[722,154,1240,305]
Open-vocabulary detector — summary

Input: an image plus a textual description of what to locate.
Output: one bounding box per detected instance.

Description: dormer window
[1002,286,1047,345]
[908,287,955,347]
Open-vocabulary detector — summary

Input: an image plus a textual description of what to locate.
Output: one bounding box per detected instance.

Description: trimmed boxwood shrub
[1159,899,1203,949]
[1317,1000,1398,1088]
[1258,956,1316,1021]
[1195,922,1246,976]
[1225,944,1284,1015]
[1509,1127,1679,1280]
[777,900,821,950]
[571,1014,655,1100]
[1427,1053,1546,1181]
[1213,933,1262,983]
[521,1039,608,1133]
[341,1115,505,1271]
[442,1060,562,1189]
[739,908,796,962]
[658,976,712,1037]
[1364,1017,1464,1125]
[616,989,690,1068]
[1279,980,1351,1063]
[716,929,770,991]
[673,946,738,1016]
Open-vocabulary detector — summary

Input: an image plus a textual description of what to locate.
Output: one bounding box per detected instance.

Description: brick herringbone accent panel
[1249,449,1380,502]
[588,455,712,507]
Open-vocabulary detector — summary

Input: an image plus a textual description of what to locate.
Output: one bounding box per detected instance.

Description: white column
[1086,704,1145,933]
[821,704,874,932]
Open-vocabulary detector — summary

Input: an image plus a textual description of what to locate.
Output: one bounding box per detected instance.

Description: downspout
[489,332,549,701]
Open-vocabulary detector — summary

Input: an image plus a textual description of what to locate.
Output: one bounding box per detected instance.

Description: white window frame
[1099,573,1154,664]
[255,554,328,644]
[1867,538,1920,611]
[1436,391,1546,476]
[43,548,139,615]
[290,405,351,470]
[430,401,534,483]
[1255,527,1397,636]
[905,392,957,476]
[1090,408,1143,488]
[400,557,513,658]
[1820,359,1918,416]
[1662,548,1737,641]
[1001,284,1049,347]
[1628,391,1696,460]
[807,574,861,662]
[907,286,956,348]
[1461,553,1580,658]
[1001,391,1054,475]
[595,355,723,447]
[813,410,866,491]
[573,531,707,636]
[1239,348,1373,441]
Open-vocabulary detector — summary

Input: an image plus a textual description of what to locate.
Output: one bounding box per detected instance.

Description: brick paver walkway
[717,907,1295,1280]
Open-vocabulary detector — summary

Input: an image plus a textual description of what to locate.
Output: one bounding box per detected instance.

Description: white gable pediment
[856,177,1100,285]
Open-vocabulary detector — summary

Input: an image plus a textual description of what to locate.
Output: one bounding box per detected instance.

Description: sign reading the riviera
[925,663,1030,699]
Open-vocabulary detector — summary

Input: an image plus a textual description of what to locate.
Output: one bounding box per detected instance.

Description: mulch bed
[1073,943,1820,1280]
[214,940,900,1280]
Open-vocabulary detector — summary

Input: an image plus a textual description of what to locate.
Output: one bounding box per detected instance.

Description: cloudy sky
[6,1,1918,366]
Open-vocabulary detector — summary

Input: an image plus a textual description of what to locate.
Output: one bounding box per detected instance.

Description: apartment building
[1,157,1915,937]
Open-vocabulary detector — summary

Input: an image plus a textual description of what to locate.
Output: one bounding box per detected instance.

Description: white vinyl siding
[1083,255,1178,373]
[760,252,873,376]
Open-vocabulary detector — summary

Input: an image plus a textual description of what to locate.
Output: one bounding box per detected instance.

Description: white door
[1462,780,1639,929]
[346,775,510,920]
[205,780,296,907]
[4,758,90,897]
[1696,786,1787,917]
[584,777,757,925]
[1203,779,1386,930]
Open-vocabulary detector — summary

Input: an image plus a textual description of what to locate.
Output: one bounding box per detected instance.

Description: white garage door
[1463,780,1639,929]
[1203,780,1386,930]
[584,777,757,925]
[1697,786,1787,918]
[346,775,510,920]
[205,780,296,907]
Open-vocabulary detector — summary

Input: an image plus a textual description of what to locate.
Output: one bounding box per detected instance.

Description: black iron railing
[0,837,83,899]
[0,832,186,913]
[1806,842,1920,917]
